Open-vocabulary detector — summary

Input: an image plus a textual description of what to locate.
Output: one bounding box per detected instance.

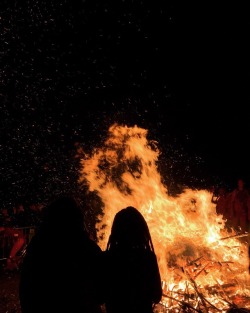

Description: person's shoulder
[244,188,250,195]
[86,237,103,254]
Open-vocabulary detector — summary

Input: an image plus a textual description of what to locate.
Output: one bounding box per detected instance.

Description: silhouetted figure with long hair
[19,196,103,313]
[104,206,162,313]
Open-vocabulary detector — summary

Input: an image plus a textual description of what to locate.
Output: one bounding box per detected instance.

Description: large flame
[79,124,250,312]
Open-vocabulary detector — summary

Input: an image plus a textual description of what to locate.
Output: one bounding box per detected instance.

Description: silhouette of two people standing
[19,197,162,313]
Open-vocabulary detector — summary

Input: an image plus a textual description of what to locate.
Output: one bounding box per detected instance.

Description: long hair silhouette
[104,206,162,313]
[106,206,155,252]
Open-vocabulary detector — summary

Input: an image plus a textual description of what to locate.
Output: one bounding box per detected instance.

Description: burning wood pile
[158,237,250,312]
[78,124,250,313]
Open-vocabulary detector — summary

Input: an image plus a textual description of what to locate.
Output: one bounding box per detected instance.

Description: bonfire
[79,124,250,313]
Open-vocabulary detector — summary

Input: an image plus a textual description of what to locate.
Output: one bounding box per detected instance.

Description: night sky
[1,1,250,209]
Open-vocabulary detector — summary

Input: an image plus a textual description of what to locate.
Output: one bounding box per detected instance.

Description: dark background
[1,1,250,208]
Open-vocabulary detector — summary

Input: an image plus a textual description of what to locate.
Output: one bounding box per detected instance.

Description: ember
[79,124,250,313]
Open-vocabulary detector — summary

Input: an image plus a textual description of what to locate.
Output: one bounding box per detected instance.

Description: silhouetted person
[19,196,103,313]
[13,204,29,227]
[211,186,229,216]
[211,186,233,231]
[230,178,249,234]
[103,206,162,313]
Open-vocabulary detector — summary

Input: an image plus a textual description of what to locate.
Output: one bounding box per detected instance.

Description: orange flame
[79,123,250,311]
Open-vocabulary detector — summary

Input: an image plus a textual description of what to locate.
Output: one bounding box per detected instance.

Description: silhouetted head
[107,206,154,252]
[41,196,86,234]
[237,178,245,190]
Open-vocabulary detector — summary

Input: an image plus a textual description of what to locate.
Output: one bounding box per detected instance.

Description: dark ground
[0,266,21,313]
